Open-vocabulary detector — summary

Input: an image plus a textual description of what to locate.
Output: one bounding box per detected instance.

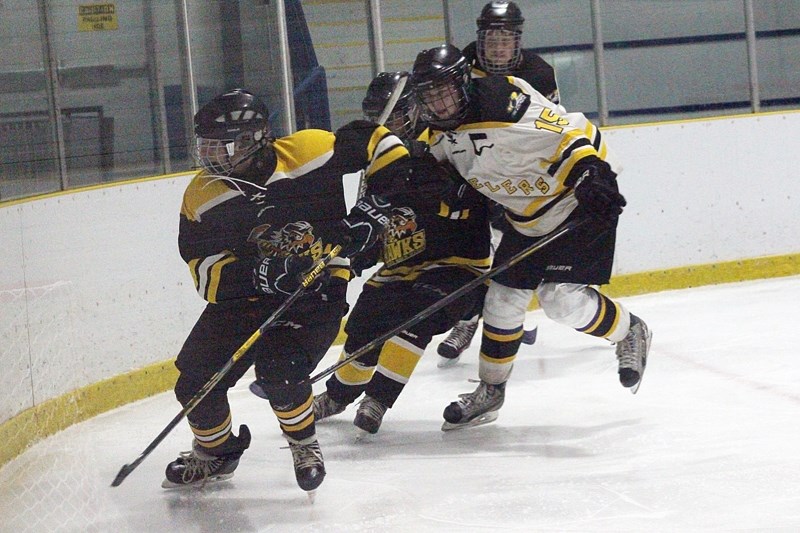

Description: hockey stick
[306,217,585,385]
[110,245,341,487]
[357,72,410,198]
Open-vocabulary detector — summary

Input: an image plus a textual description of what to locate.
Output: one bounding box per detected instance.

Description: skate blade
[354,429,374,442]
[629,329,653,395]
[437,356,460,369]
[161,472,234,489]
[306,489,317,503]
[441,411,499,432]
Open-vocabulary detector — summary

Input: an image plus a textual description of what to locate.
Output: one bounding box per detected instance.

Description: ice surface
[1,276,799,532]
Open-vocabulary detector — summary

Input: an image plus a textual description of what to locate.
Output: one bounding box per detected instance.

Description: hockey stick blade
[111,409,184,486]
[306,218,585,385]
[110,245,341,487]
[111,464,135,487]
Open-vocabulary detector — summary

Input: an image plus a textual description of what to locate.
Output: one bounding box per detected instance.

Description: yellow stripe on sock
[275,395,313,420]
[334,352,375,385]
[479,352,516,365]
[190,412,232,436]
[483,329,523,342]
[375,338,423,383]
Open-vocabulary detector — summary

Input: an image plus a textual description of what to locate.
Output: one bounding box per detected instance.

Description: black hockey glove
[337,194,392,258]
[404,139,430,159]
[489,200,512,234]
[253,254,326,296]
[350,240,382,276]
[434,160,470,208]
[567,161,627,222]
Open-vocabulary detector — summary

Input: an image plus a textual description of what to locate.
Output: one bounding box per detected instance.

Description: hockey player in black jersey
[411,44,652,430]
[163,89,409,492]
[464,1,559,104]
[438,1,558,363]
[311,72,493,435]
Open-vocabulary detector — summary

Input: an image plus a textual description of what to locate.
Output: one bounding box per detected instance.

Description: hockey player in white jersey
[438,1,558,363]
[410,44,652,430]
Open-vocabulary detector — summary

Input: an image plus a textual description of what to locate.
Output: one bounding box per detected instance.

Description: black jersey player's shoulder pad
[462,41,478,63]
[516,49,558,99]
[272,129,335,167]
[463,42,489,79]
[473,76,530,124]
[333,120,395,162]
[180,172,242,222]
[280,128,333,146]
[335,119,384,145]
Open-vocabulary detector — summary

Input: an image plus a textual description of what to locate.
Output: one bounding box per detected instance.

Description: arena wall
[2,111,799,466]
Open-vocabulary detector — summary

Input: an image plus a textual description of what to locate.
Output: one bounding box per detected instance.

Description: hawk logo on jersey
[250,221,317,257]
[507,91,530,120]
[383,206,426,266]
[270,221,316,254]
[387,206,418,239]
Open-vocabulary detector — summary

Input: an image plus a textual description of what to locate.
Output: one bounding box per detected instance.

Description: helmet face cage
[195,127,267,177]
[476,1,524,74]
[412,46,471,130]
[193,89,270,176]
[368,105,419,142]
[477,29,522,74]
[362,72,419,142]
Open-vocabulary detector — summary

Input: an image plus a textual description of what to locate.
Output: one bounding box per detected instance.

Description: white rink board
[0,176,204,420]
[1,111,800,425]
[606,112,800,274]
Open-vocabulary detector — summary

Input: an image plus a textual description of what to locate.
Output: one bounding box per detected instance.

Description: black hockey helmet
[477,1,525,30]
[476,1,524,74]
[411,44,471,130]
[362,72,418,141]
[193,88,271,176]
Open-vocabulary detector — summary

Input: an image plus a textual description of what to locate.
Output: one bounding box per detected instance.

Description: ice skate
[162,424,251,489]
[249,379,268,399]
[616,314,652,394]
[289,439,326,493]
[437,316,479,368]
[521,326,538,345]
[353,395,388,436]
[313,391,348,421]
[441,381,505,431]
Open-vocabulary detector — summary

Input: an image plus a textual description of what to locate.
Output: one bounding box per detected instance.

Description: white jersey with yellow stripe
[428,75,619,238]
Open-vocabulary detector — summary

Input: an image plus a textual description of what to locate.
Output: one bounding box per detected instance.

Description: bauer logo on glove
[254,254,321,296]
[352,195,391,226]
[338,194,392,258]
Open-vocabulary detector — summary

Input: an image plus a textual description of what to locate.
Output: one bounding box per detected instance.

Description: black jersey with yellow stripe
[365,155,492,287]
[179,122,409,304]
